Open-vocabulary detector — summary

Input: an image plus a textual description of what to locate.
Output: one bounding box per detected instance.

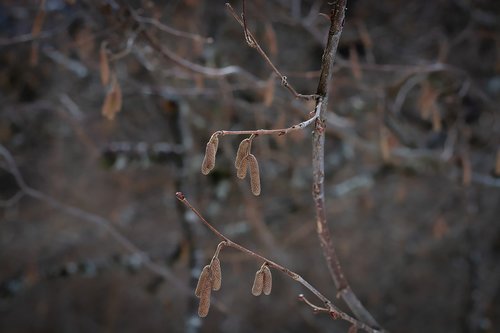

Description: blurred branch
[0,144,187,292]
[42,46,89,78]
[135,15,213,44]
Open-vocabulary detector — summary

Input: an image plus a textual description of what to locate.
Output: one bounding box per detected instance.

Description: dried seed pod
[251,269,264,296]
[210,257,222,291]
[100,42,110,86]
[195,265,212,298]
[262,265,272,295]
[248,154,261,196]
[237,155,249,179]
[198,286,211,317]
[201,136,218,175]
[235,138,250,169]
[101,76,122,120]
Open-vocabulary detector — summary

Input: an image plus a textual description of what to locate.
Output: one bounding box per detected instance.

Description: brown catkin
[195,265,211,298]
[262,265,272,295]
[198,286,211,317]
[251,269,264,296]
[237,155,249,179]
[201,136,218,175]
[210,257,222,291]
[235,138,250,169]
[248,154,261,196]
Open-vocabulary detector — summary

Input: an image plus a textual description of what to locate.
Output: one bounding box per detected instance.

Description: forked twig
[175,192,380,333]
[226,2,318,101]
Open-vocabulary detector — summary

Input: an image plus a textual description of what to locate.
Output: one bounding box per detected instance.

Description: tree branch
[212,98,322,137]
[311,1,381,329]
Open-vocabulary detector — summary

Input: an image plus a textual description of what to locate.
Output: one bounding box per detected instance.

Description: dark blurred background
[1,0,500,332]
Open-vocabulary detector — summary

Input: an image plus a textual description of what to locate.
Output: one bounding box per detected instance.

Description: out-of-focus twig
[0,144,187,292]
[135,15,213,44]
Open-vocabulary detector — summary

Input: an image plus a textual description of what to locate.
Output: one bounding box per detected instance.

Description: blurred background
[1,0,500,332]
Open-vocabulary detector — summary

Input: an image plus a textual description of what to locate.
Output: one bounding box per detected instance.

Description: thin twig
[213,98,322,137]
[226,2,318,101]
[175,192,380,333]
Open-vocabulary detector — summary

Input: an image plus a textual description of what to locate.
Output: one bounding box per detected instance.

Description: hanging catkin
[248,154,261,196]
[195,265,212,298]
[262,265,272,295]
[201,136,218,175]
[210,257,222,291]
[237,155,249,179]
[251,269,264,296]
[198,286,211,317]
[235,138,250,169]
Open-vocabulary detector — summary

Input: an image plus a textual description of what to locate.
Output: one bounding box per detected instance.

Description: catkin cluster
[201,134,262,196]
[252,263,273,296]
[195,255,222,317]
[235,137,261,196]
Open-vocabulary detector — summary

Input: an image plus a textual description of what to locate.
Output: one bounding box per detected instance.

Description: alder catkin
[237,155,249,179]
[195,265,212,298]
[210,257,222,291]
[235,138,250,169]
[198,286,211,317]
[262,265,272,295]
[201,136,218,175]
[251,269,264,296]
[248,154,261,196]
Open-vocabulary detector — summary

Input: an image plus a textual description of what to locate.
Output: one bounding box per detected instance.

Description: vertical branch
[312,1,380,329]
